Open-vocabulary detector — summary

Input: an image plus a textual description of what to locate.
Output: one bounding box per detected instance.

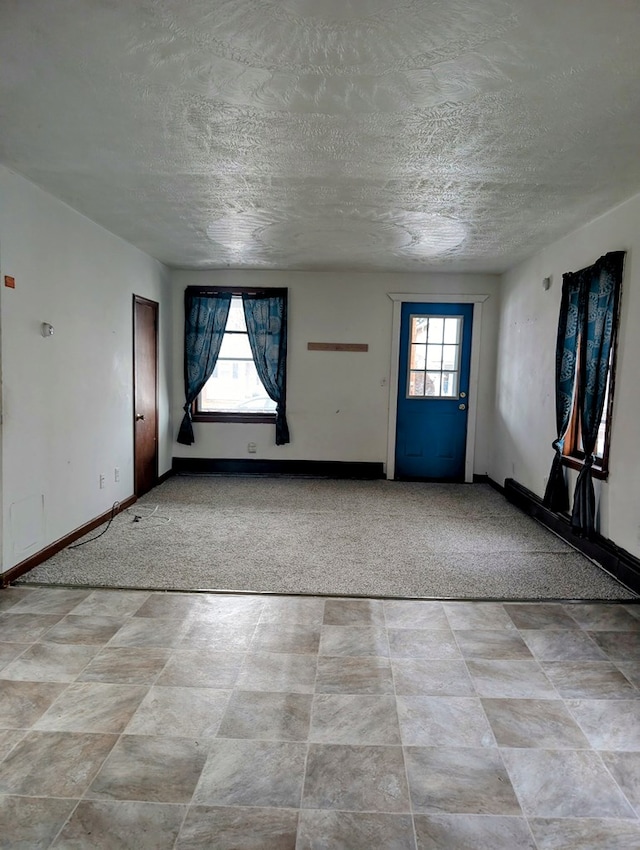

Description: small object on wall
[41,322,55,337]
[307,342,368,352]
[4,275,15,288]
[542,276,552,291]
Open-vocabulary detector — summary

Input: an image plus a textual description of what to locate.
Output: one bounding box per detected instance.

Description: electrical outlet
[114,467,120,483]
[99,474,106,489]
[247,442,257,454]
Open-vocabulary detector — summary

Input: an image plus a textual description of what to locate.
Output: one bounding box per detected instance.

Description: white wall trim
[388,293,491,304]
[386,292,490,482]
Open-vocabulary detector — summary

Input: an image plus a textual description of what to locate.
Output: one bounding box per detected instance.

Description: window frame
[406,313,464,400]
[189,285,285,425]
[560,309,621,481]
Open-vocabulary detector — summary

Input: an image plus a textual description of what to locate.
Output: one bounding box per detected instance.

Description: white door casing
[387,292,490,482]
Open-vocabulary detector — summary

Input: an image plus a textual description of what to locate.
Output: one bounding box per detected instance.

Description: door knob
[136,413,145,421]
[458,403,466,410]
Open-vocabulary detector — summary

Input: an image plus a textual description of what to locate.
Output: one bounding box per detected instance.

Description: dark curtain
[242,292,290,445]
[571,251,625,536]
[543,274,583,512]
[176,291,232,445]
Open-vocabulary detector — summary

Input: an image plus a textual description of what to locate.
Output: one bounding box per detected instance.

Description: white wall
[0,166,172,574]
[492,191,640,557]
[171,270,500,473]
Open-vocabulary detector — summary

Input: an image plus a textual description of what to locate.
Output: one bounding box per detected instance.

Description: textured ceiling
[1,1,640,273]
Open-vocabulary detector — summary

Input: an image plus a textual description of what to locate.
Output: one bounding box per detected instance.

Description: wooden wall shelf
[307,342,368,352]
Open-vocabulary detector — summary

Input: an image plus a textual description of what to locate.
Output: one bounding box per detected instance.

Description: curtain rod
[185,286,287,297]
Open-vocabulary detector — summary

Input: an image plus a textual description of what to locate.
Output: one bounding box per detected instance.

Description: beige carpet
[20,476,636,600]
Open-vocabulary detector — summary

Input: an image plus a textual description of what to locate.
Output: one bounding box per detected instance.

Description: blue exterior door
[395,302,474,481]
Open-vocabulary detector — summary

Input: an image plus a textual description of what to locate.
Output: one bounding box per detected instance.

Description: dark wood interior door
[133,296,159,497]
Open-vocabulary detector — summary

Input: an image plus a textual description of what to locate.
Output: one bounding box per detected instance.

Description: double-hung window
[193,294,277,424]
[562,348,616,478]
[177,285,289,446]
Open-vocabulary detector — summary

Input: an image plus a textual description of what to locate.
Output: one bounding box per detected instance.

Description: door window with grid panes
[407,315,463,399]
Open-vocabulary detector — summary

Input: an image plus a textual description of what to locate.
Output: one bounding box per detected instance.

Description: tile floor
[0,585,639,849]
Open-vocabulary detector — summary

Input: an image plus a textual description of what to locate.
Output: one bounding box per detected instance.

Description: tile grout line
[384,600,420,846]
[296,597,326,839]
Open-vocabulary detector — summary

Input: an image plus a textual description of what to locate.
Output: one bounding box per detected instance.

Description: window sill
[192,412,276,424]
[561,455,608,481]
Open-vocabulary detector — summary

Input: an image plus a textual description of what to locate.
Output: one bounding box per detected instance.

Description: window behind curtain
[563,333,617,476]
[197,296,276,415]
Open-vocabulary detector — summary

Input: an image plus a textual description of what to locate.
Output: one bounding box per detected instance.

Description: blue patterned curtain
[571,251,625,536]
[543,274,583,512]
[176,292,232,445]
[242,292,290,445]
